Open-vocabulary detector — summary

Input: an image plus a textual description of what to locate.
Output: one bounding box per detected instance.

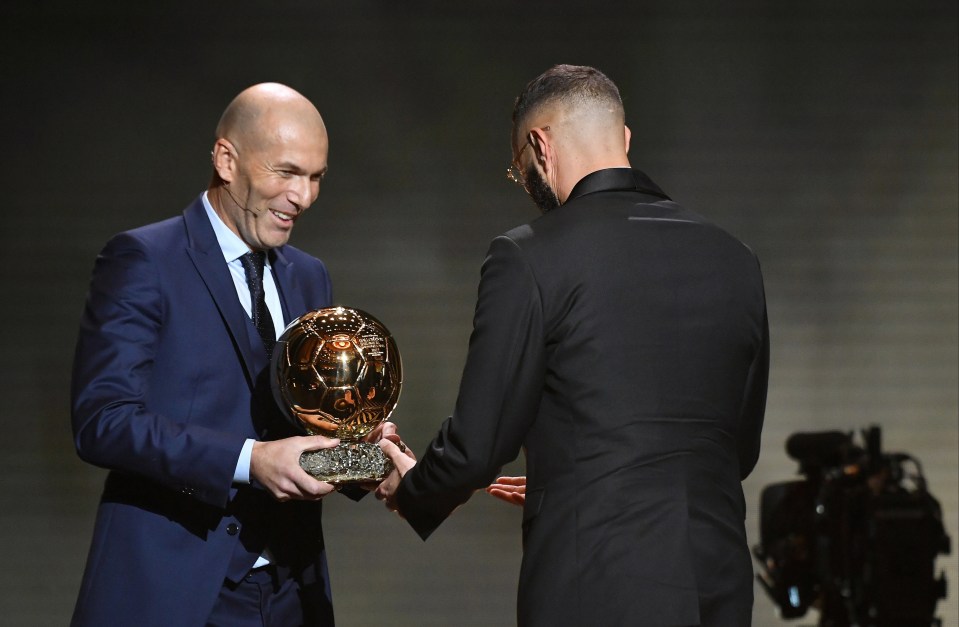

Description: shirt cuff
[233,438,255,484]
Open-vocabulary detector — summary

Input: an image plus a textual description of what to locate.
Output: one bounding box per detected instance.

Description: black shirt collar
[565,167,670,204]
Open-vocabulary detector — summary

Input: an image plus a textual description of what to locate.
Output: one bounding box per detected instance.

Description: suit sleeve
[737,261,769,480]
[71,232,245,508]
[397,235,546,539]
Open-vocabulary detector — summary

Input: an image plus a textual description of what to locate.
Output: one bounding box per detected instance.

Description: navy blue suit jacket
[71,196,335,626]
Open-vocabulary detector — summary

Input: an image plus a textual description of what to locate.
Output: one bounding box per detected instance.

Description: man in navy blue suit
[71,83,379,626]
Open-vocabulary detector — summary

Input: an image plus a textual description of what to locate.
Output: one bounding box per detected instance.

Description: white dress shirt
[201,193,284,485]
[202,192,284,569]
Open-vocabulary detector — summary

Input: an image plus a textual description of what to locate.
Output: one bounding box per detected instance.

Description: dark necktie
[239,251,276,359]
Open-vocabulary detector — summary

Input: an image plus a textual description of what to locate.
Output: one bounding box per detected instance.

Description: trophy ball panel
[343,409,384,439]
[321,386,362,421]
[314,339,364,388]
[355,361,400,416]
[294,411,339,437]
[281,364,329,412]
[293,335,324,364]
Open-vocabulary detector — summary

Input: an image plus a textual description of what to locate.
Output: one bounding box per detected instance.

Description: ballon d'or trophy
[272,306,402,483]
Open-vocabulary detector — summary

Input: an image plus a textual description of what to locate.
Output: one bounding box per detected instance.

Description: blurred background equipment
[754,426,950,626]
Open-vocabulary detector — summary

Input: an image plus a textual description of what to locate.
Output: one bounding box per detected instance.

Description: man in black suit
[377,65,769,627]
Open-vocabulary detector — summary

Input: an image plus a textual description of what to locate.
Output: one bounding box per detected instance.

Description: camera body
[754,426,950,626]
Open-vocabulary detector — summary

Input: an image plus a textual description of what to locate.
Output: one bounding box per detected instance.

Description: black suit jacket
[397,168,769,626]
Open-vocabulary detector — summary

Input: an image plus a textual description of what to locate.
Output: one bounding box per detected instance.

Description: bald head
[216,82,327,155]
[208,83,330,251]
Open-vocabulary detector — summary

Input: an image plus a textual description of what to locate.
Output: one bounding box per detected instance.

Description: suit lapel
[181,198,262,385]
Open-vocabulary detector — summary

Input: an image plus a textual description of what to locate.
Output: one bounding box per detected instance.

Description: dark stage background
[2,2,956,625]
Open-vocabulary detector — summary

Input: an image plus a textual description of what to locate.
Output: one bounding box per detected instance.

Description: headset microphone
[223,183,261,214]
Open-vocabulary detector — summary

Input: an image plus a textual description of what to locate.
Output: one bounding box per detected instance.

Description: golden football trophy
[271,306,402,483]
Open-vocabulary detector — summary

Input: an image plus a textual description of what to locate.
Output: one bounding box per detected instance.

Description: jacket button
[226,523,239,536]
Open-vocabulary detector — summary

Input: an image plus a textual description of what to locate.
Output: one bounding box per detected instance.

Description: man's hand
[486,476,526,506]
[374,438,417,514]
[362,420,397,444]
[348,421,408,492]
[250,436,339,501]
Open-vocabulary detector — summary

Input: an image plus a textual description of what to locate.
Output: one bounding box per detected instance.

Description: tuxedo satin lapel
[271,247,308,329]
[182,199,262,384]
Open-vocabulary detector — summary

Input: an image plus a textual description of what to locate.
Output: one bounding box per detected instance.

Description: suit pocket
[522,487,545,524]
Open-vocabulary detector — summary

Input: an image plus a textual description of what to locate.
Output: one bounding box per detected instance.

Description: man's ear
[528,128,550,166]
[211,138,238,184]
[624,125,632,154]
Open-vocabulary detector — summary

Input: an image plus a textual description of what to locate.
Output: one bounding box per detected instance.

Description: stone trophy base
[299,442,395,484]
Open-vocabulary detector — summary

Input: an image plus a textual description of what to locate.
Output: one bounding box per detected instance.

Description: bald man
[376,65,769,626]
[71,83,376,626]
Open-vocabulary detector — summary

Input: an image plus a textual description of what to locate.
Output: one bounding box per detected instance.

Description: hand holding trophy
[271,306,402,483]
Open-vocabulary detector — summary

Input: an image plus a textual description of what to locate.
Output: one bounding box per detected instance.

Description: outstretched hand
[486,476,527,506]
[250,435,339,502]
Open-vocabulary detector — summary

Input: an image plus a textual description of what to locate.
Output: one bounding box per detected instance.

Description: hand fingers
[289,473,337,499]
[300,435,340,452]
[307,480,337,498]
[374,470,402,513]
[374,468,401,496]
[379,421,397,439]
[487,488,525,506]
[492,476,526,487]
[378,438,408,463]
[381,433,415,459]
[287,462,338,497]
[361,421,393,443]
[487,483,526,494]
[266,474,336,502]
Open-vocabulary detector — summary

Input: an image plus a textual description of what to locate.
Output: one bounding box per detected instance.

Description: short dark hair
[512,64,624,132]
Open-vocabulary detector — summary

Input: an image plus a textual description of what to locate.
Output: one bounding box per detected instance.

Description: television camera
[754,425,950,626]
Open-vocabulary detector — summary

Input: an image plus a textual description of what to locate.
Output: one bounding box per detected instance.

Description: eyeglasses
[506,142,532,186]
[506,126,550,186]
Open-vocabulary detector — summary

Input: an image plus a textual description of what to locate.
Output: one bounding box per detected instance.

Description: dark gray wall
[2,2,956,625]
